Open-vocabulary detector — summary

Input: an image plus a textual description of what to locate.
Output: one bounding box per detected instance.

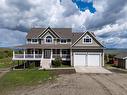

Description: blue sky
[0,0,127,48]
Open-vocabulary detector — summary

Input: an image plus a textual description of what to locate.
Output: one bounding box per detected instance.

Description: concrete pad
[75,67,112,74]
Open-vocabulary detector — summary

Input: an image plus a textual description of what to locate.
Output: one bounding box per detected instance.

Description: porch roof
[14,44,71,49]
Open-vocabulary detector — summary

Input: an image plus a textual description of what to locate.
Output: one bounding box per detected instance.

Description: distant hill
[0,48,12,59]
[104,48,127,54]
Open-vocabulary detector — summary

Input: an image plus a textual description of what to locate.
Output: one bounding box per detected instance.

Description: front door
[44,49,51,59]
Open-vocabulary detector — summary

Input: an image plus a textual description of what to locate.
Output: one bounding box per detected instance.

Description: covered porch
[13,49,71,61]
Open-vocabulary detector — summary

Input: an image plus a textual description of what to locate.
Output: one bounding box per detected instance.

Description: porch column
[33,49,35,58]
[23,49,25,58]
[42,49,43,58]
[13,50,15,59]
[60,49,62,58]
[51,49,53,60]
[70,49,73,66]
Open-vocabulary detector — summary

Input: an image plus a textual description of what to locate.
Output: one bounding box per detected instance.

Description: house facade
[12,27,104,69]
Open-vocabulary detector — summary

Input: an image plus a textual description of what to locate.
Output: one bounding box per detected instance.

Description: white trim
[125,59,127,69]
[38,27,61,38]
[73,52,102,67]
[30,39,39,44]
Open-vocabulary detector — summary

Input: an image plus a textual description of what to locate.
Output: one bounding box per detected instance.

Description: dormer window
[46,36,52,43]
[83,35,92,44]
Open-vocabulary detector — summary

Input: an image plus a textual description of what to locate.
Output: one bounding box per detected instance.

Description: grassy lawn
[0,70,55,95]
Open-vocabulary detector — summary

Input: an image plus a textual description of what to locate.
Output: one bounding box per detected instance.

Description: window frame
[45,35,53,44]
[60,39,67,44]
[31,39,38,44]
[83,35,92,44]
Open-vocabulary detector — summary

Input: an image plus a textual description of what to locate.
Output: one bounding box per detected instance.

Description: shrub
[53,57,62,67]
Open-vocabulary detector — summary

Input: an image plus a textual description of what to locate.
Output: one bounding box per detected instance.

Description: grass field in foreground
[0,70,55,95]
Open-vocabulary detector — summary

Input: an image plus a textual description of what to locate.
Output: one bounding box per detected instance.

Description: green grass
[0,70,55,95]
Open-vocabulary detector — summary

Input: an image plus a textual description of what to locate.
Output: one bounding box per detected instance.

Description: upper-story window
[61,39,67,44]
[32,39,37,42]
[45,36,52,43]
[83,35,92,44]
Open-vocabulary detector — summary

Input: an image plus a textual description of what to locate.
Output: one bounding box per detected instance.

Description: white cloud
[0,0,127,48]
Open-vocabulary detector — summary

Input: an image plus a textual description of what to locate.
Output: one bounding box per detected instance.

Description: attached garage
[74,52,101,67]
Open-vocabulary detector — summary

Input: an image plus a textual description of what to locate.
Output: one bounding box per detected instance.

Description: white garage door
[74,54,86,66]
[87,54,100,66]
[74,53,101,67]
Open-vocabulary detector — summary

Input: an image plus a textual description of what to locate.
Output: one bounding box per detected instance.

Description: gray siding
[74,33,100,47]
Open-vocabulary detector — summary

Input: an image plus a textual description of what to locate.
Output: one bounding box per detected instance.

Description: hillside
[0,48,13,68]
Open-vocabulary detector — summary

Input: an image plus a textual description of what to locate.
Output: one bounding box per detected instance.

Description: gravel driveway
[11,73,127,95]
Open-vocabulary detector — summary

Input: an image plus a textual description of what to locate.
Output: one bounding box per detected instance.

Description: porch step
[40,59,51,69]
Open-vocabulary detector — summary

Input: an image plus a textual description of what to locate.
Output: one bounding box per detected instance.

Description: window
[27,39,31,43]
[61,39,67,44]
[32,39,37,42]
[83,35,92,43]
[46,36,52,43]
[67,39,71,42]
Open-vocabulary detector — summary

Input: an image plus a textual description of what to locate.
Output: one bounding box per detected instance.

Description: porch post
[51,49,53,60]
[60,49,62,58]
[70,49,73,66]
[13,50,15,59]
[23,49,25,58]
[33,49,35,58]
[42,49,43,58]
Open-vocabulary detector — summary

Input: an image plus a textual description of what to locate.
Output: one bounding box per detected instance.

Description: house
[114,52,127,69]
[12,27,104,69]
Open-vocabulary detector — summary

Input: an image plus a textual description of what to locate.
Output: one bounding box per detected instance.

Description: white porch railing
[14,54,70,59]
[14,54,42,59]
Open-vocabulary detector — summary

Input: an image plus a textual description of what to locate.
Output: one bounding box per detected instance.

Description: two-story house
[12,27,104,69]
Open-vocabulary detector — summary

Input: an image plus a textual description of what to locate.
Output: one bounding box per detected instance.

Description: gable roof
[26,27,72,39]
[72,32,84,44]
[115,52,127,59]
[26,27,103,48]
[71,31,104,47]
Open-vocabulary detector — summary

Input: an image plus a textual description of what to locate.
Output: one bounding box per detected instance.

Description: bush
[53,57,62,67]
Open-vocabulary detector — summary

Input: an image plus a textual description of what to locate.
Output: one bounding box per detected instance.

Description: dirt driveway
[11,73,127,95]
